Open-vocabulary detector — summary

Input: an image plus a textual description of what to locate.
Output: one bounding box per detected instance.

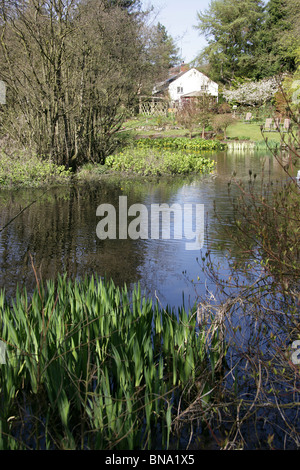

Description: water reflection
[0,150,289,307]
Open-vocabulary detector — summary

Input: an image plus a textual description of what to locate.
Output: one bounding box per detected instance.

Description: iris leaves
[0,275,225,449]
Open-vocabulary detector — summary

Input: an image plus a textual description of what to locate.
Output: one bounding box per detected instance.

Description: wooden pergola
[138,95,169,116]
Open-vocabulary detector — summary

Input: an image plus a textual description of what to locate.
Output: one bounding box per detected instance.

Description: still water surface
[0,149,289,308]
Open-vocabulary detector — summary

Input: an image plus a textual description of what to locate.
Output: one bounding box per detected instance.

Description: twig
[0,188,50,233]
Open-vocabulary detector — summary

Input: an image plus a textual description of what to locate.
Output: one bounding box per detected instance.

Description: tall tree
[136,21,181,96]
[281,0,300,68]
[155,22,180,70]
[104,0,141,12]
[254,0,298,78]
[195,0,265,83]
[0,0,174,167]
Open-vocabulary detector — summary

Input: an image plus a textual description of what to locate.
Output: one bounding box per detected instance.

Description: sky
[141,0,212,64]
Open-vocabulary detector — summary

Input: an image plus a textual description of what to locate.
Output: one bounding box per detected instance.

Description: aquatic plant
[0,274,226,450]
[134,137,226,152]
[106,148,216,176]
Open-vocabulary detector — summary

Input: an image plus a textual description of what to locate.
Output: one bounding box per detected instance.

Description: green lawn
[124,115,286,142]
[226,121,282,142]
[123,115,189,137]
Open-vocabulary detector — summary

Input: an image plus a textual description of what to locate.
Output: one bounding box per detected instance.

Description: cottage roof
[153,70,187,94]
[153,68,217,96]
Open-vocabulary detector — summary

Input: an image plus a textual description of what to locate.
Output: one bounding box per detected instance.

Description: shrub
[212,114,237,139]
[105,148,216,176]
[0,152,72,188]
[134,137,226,152]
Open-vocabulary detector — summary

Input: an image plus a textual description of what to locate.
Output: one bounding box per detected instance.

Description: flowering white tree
[222,77,280,106]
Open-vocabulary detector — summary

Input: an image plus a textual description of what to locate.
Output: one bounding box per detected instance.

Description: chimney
[180,61,189,73]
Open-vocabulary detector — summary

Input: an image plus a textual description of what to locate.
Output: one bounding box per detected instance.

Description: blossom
[222,77,280,106]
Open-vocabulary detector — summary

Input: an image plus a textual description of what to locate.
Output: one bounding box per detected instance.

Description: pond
[1,147,299,450]
[0,148,289,308]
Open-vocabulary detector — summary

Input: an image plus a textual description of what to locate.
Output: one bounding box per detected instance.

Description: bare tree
[0,0,171,168]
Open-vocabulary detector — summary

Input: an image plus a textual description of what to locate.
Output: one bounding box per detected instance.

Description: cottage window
[177,87,183,94]
[201,85,208,91]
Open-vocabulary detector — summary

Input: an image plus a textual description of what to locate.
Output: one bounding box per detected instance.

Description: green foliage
[195,0,265,82]
[0,275,225,449]
[212,114,237,139]
[105,0,141,11]
[225,120,283,143]
[106,147,216,176]
[255,0,300,78]
[147,22,181,80]
[76,163,109,181]
[134,137,226,151]
[176,96,218,138]
[0,0,179,168]
[195,0,299,82]
[105,137,222,176]
[0,152,72,188]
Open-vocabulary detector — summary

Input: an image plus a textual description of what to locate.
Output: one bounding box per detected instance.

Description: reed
[0,274,226,449]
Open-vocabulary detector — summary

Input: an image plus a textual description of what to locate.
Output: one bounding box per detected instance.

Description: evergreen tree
[152,23,181,71]
[255,0,297,78]
[195,0,265,83]
[138,21,181,95]
[104,0,141,11]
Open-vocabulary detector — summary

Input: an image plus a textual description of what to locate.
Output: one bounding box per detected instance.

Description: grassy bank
[76,137,223,180]
[226,121,282,143]
[0,274,225,450]
[123,115,283,144]
[0,151,72,188]
[0,136,221,188]
[0,118,280,189]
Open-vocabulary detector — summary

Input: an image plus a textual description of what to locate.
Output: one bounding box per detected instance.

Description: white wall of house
[168,68,218,103]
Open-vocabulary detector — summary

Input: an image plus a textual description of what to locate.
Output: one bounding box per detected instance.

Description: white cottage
[153,66,218,105]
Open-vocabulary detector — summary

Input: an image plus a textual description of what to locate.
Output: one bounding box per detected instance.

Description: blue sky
[141,0,212,64]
